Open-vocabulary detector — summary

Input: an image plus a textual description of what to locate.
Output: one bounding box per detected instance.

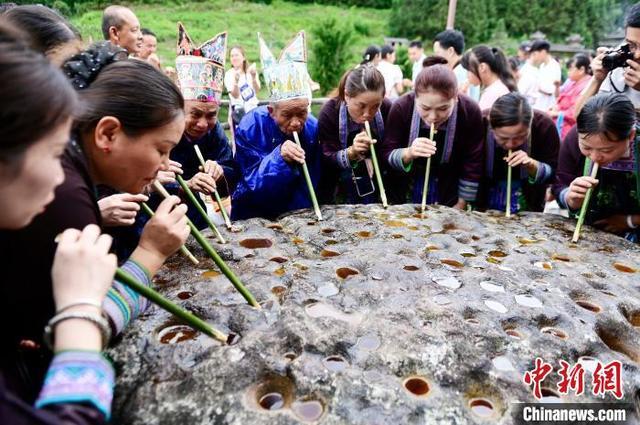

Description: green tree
[309,18,355,95]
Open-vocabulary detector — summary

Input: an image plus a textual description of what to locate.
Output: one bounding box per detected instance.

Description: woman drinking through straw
[476,93,559,214]
[552,93,640,243]
[0,42,191,401]
[0,26,130,423]
[380,57,483,209]
[318,64,395,205]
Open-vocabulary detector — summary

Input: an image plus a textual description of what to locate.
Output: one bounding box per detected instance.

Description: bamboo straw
[141,202,199,265]
[572,160,599,243]
[364,121,388,208]
[506,149,513,218]
[193,145,232,229]
[115,268,229,343]
[292,131,322,220]
[175,175,226,244]
[152,181,260,308]
[420,123,435,213]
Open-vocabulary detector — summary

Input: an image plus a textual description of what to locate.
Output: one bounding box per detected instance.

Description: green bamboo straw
[572,160,599,243]
[193,145,232,229]
[364,121,388,208]
[115,268,229,343]
[152,181,261,308]
[506,149,513,218]
[141,202,199,265]
[293,131,323,221]
[175,174,226,244]
[420,123,435,213]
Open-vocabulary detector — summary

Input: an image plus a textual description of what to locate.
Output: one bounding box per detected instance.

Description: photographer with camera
[574,2,640,117]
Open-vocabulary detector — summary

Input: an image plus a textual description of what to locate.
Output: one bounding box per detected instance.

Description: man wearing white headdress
[231,31,321,220]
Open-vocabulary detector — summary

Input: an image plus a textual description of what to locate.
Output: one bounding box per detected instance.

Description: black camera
[602,44,634,70]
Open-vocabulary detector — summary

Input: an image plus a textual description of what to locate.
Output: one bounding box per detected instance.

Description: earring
[103,147,111,154]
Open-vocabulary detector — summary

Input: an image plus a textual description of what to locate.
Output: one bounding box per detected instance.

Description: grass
[71,0,389,78]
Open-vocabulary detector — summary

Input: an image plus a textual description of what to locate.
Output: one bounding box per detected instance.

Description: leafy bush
[309,17,355,95]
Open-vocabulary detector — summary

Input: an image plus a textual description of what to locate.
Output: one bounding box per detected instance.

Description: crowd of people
[0,1,639,423]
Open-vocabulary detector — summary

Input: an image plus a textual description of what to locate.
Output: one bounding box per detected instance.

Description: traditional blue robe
[232,106,320,220]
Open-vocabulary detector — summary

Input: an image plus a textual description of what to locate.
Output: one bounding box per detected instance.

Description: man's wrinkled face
[184,100,219,140]
[269,98,310,134]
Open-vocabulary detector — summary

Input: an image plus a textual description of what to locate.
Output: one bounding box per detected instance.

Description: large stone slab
[109,205,640,424]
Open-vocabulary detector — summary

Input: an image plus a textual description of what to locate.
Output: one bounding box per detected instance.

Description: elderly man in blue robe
[232,31,320,220]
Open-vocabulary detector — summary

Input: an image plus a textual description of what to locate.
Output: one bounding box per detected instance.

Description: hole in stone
[321,228,336,234]
[403,376,430,397]
[157,325,197,344]
[466,318,480,325]
[177,291,194,300]
[552,253,571,262]
[307,221,317,226]
[271,285,286,297]
[613,262,637,273]
[292,399,324,422]
[356,230,372,238]
[283,352,297,361]
[425,245,440,251]
[325,239,338,245]
[391,234,404,239]
[596,325,640,362]
[403,265,420,271]
[201,270,221,278]
[273,266,285,276]
[336,267,359,279]
[323,355,348,372]
[321,249,341,258]
[539,388,562,403]
[600,291,616,297]
[506,329,523,340]
[488,250,508,258]
[469,398,495,418]
[407,225,419,231]
[621,307,640,327]
[541,327,568,340]
[441,259,464,268]
[269,256,288,263]
[292,237,304,244]
[240,238,273,249]
[443,222,457,231]
[412,213,426,219]
[259,392,284,410]
[227,333,241,345]
[575,300,602,313]
[266,223,283,230]
[384,220,406,227]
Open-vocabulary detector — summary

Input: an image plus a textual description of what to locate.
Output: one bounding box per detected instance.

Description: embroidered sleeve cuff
[35,351,114,420]
[529,161,553,184]
[557,187,570,210]
[337,148,351,170]
[390,148,412,172]
[458,179,479,202]
[103,260,151,336]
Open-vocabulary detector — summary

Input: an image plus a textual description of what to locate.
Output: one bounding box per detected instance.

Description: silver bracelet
[627,215,638,229]
[43,311,111,350]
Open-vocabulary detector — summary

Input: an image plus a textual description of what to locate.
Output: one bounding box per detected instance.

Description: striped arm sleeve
[337,148,351,170]
[35,351,114,420]
[458,179,479,202]
[103,259,152,336]
[529,161,553,184]
[389,148,412,172]
[557,187,571,210]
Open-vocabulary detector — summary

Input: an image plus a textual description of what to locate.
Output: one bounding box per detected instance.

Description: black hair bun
[63,41,128,90]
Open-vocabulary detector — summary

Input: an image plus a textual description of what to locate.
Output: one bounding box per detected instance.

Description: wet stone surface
[110,205,640,424]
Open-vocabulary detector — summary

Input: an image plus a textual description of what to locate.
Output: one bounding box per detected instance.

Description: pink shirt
[479,79,510,111]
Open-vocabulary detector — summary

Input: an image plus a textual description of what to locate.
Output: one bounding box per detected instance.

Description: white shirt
[518,58,561,111]
[378,60,403,100]
[412,54,426,83]
[599,67,640,113]
[224,68,259,111]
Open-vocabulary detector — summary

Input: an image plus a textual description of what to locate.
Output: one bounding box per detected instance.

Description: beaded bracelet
[43,311,111,350]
